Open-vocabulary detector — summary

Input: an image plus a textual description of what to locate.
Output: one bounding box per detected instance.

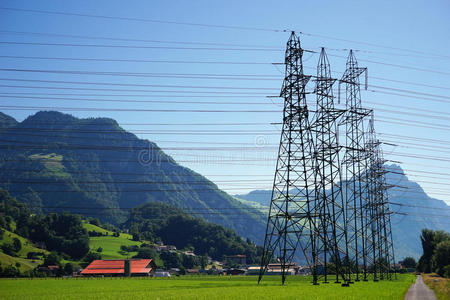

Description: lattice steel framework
[339,50,372,282]
[366,114,382,281]
[259,34,396,286]
[311,48,349,285]
[258,32,317,285]
[366,112,396,281]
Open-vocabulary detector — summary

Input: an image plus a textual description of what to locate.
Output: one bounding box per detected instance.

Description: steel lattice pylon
[339,50,372,282]
[259,33,396,286]
[368,118,397,280]
[258,32,317,285]
[311,48,349,285]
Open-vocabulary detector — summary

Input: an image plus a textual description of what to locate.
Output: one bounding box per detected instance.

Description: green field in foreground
[0,274,415,300]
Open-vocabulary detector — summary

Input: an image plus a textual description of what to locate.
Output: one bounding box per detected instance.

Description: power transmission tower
[258,31,317,285]
[366,113,382,281]
[339,50,371,282]
[311,48,349,285]
[366,112,396,281]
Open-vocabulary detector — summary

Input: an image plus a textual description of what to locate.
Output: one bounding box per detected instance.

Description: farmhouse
[81,259,156,277]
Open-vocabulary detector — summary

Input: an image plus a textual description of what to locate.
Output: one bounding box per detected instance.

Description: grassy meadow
[83,223,142,259]
[0,274,415,300]
[0,229,49,272]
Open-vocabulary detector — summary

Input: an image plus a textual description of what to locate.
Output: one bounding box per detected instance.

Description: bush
[43,252,61,266]
[432,240,450,277]
[400,257,416,269]
[120,245,139,252]
[443,265,450,278]
[12,238,22,252]
[83,252,102,264]
[133,247,157,259]
[64,263,74,275]
[89,218,100,226]
[1,242,16,256]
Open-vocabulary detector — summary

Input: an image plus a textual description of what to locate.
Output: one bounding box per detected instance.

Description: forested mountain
[235,164,450,260]
[126,202,263,262]
[0,111,266,244]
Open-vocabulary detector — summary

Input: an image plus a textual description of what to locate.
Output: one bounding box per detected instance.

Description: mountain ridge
[234,164,450,259]
[0,111,266,244]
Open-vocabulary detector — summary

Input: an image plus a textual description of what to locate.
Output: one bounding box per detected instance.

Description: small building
[246,263,298,276]
[81,259,156,277]
[183,251,196,257]
[154,271,171,277]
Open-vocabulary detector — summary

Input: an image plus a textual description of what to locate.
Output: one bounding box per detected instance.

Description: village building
[246,263,299,276]
[81,259,156,277]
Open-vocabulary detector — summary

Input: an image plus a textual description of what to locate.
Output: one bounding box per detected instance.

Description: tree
[83,252,102,264]
[160,251,180,269]
[133,247,157,259]
[1,242,16,256]
[64,263,74,275]
[417,229,435,273]
[417,229,449,272]
[181,254,196,269]
[44,252,61,266]
[12,238,22,253]
[431,240,450,277]
[401,257,416,269]
[89,218,100,226]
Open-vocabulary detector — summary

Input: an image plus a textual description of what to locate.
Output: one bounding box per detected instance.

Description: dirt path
[405,275,437,300]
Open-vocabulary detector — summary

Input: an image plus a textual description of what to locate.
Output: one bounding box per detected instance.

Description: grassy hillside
[0,229,50,258]
[0,274,415,300]
[0,228,48,272]
[82,223,141,259]
[0,252,42,273]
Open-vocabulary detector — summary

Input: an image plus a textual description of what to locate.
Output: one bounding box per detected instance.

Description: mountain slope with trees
[0,111,265,244]
[126,202,263,262]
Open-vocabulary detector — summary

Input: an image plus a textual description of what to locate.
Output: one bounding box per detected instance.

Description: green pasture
[0,229,48,272]
[0,229,49,258]
[83,223,141,259]
[0,274,416,300]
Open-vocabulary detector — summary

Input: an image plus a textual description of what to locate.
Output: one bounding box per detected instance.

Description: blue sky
[0,0,449,204]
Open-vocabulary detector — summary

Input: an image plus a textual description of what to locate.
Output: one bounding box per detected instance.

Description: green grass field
[83,223,142,259]
[0,274,415,300]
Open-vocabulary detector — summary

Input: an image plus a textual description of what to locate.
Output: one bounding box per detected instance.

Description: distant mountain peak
[0,112,18,128]
[21,111,78,125]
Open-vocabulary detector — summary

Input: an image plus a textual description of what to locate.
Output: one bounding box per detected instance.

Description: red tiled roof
[81,259,154,275]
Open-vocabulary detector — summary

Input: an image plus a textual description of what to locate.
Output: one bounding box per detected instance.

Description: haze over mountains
[0,111,448,260]
[235,164,450,259]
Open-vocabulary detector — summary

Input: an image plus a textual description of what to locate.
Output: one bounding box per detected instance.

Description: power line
[1,54,449,91]
[0,30,280,48]
[0,6,285,33]
[2,6,449,60]
[0,41,284,52]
